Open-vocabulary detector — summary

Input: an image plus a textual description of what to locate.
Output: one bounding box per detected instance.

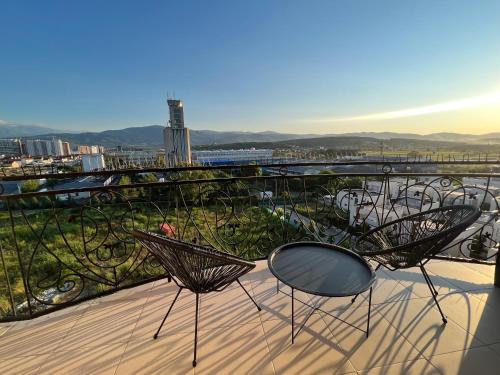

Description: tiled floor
[1,260,500,374]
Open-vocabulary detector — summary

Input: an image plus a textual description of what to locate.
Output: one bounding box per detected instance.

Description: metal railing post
[495,253,500,288]
[6,200,33,316]
[0,243,17,317]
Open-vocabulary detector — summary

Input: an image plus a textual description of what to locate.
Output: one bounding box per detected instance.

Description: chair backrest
[133,229,255,293]
[354,205,481,268]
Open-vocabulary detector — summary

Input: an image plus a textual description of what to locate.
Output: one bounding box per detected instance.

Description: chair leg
[154,287,183,339]
[237,279,261,311]
[366,286,372,338]
[193,293,200,367]
[421,265,438,296]
[420,266,447,324]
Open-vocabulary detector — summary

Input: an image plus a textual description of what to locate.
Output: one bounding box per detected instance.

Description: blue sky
[1,1,499,134]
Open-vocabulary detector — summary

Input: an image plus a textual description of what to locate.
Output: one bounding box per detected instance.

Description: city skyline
[1,1,499,135]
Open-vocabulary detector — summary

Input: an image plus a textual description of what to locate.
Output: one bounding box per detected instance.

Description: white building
[462,177,500,190]
[106,150,160,169]
[82,154,106,172]
[255,191,273,200]
[54,176,113,201]
[192,149,273,165]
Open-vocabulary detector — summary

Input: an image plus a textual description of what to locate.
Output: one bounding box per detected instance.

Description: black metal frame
[276,283,373,343]
[133,229,261,367]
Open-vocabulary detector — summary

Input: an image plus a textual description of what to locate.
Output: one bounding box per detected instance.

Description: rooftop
[1,260,499,375]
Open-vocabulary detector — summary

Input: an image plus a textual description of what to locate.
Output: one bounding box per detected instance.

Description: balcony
[0,161,499,373]
[1,260,500,374]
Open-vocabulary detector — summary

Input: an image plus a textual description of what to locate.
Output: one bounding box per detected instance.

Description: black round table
[268,241,376,342]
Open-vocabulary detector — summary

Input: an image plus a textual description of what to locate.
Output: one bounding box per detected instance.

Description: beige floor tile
[489,343,500,357]
[363,271,415,305]
[6,302,89,333]
[429,346,500,375]
[468,287,500,311]
[391,267,462,298]
[0,261,496,374]
[304,271,409,314]
[437,292,500,345]
[0,354,49,375]
[0,305,88,358]
[131,286,198,339]
[307,293,370,315]
[37,343,127,375]
[262,313,355,375]
[115,334,195,375]
[241,260,276,285]
[375,298,482,357]
[323,305,421,371]
[359,358,440,375]
[0,325,66,359]
[0,323,14,337]
[196,322,275,374]
[252,281,313,322]
[57,298,145,349]
[425,262,493,292]
[95,280,156,302]
[199,284,262,330]
[460,263,496,280]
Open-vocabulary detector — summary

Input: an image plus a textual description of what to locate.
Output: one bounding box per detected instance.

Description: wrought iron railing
[0,161,499,321]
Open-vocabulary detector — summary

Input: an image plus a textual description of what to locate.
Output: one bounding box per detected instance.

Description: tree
[21,180,40,193]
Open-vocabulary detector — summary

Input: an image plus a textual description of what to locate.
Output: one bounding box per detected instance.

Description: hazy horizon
[1,1,499,135]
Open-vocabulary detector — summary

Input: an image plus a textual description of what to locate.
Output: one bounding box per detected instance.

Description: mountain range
[1,123,500,147]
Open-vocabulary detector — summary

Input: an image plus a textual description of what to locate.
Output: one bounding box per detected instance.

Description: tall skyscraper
[164,99,191,166]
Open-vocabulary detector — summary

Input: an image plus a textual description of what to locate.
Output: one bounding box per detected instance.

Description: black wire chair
[353,205,481,323]
[133,229,261,367]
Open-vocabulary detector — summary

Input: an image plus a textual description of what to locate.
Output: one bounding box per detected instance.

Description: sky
[1,0,499,135]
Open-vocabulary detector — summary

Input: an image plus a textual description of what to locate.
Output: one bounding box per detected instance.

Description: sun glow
[306,91,500,123]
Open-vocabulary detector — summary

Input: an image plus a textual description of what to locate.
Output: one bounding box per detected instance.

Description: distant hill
[3,125,320,147]
[196,135,500,153]
[2,123,500,148]
[0,122,74,137]
[337,131,500,143]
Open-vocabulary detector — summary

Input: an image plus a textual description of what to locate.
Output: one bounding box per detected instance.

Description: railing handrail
[2,159,500,182]
[2,171,500,200]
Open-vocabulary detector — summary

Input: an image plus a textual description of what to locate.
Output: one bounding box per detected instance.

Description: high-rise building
[0,139,23,157]
[164,99,191,166]
[77,145,102,155]
[52,138,64,156]
[62,142,71,156]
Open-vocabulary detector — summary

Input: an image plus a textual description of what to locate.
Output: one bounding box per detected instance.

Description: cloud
[0,119,9,125]
[304,91,500,124]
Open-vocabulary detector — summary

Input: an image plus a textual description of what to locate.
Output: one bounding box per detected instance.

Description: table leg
[276,279,279,294]
[291,287,295,344]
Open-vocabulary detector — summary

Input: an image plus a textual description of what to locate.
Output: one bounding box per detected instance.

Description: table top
[268,242,376,297]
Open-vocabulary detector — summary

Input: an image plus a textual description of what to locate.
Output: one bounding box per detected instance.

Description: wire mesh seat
[353,205,481,323]
[133,229,261,367]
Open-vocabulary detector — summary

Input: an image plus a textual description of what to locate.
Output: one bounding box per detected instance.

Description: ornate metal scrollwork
[0,165,498,320]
